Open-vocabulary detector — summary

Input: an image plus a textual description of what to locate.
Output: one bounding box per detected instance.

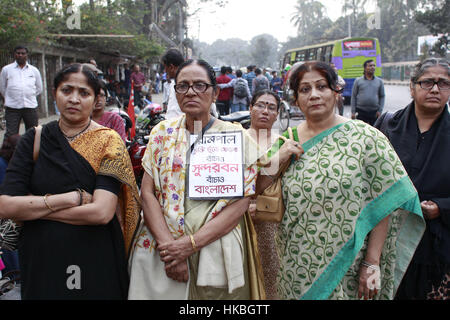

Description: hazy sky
[187,0,375,44]
[72,0,377,45]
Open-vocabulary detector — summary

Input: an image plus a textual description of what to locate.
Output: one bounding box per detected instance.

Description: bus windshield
[342,40,375,51]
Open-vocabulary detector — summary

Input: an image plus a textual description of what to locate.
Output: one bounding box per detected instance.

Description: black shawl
[375,102,450,298]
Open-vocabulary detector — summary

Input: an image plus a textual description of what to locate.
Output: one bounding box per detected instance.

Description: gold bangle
[76,188,83,206]
[43,194,55,212]
[189,234,198,252]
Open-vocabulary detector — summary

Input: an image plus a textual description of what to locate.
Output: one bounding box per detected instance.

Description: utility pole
[348,14,352,38]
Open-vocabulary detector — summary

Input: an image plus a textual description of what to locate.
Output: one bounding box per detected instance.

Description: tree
[342,0,367,34]
[0,0,51,48]
[414,0,449,58]
[250,34,279,68]
[290,0,332,46]
[0,0,165,60]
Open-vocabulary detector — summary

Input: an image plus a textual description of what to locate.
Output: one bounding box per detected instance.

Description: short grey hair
[411,58,449,83]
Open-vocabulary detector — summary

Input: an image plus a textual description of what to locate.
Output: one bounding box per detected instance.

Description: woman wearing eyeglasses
[245,89,284,299]
[261,61,425,300]
[374,58,450,300]
[128,59,287,300]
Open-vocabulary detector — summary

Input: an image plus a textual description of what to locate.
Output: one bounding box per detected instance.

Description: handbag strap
[287,126,294,141]
[267,126,296,180]
[257,126,296,168]
[277,127,295,179]
[33,125,42,163]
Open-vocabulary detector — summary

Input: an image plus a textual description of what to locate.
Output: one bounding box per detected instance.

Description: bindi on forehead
[256,100,277,107]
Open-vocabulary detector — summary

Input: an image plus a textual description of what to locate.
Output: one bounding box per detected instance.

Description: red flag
[127,81,136,140]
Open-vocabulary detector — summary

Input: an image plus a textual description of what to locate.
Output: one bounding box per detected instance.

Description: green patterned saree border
[301,122,346,153]
[300,176,425,300]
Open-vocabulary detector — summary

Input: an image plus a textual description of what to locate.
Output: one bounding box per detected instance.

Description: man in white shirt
[161,48,185,120]
[0,46,43,138]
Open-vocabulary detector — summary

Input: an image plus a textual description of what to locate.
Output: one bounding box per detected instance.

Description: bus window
[308,48,317,61]
[296,51,306,62]
[324,46,332,63]
[304,50,310,61]
[316,47,323,62]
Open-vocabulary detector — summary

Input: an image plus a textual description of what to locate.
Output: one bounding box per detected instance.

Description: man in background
[330,62,346,116]
[161,48,185,120]
[252,68,270,95]
[0,46,43,139]
[130,64,146,109]
[216,66,232,115]
[351,60,385,125]
[244,65,256,93]
[217,69,251,113]
[270,71,283,93]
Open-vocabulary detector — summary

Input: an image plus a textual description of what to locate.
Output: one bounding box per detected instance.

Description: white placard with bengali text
[188,131,244,200]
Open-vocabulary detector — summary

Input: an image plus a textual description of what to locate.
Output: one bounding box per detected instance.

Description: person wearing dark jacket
[375,58,450,300]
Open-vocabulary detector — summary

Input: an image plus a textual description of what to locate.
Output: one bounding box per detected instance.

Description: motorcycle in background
[219,110,251,129]
[135,102,165,136]
[104,96,133,145]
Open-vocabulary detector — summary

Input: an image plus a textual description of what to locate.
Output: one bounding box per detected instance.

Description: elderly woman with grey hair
[375,58,450,300]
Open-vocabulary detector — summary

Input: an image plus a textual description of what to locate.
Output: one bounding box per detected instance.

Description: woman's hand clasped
[166,260,189,283]
[158,235,196,282]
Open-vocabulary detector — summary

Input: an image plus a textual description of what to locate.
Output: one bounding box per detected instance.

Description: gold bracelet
[189,234,198,252]
[43,194,55,212]
[361,260,380,271]
[76,188,83,206]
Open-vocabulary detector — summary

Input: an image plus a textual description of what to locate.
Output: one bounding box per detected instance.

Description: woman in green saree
[263,61,426,300]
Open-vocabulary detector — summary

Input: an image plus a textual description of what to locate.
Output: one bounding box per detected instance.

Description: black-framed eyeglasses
[415,79,450,91]
[174,82,213,94]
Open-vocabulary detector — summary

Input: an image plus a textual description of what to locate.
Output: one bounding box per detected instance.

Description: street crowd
[0,44,449,301]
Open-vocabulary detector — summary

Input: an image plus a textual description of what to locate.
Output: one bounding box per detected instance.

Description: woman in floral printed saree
[264,61,426,300]
[128,59,293,299]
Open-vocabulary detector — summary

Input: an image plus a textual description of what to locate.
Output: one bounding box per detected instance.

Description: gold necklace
[59,119,91,141]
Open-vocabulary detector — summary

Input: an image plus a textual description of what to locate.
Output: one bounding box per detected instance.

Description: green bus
[282,37,382,102]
